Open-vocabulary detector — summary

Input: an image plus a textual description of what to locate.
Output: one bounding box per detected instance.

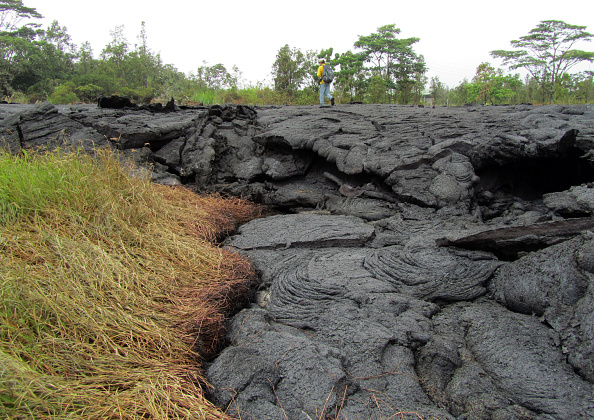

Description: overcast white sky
[27,0,594,88]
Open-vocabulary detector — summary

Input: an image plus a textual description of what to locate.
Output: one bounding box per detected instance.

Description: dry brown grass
[0,149,265,419]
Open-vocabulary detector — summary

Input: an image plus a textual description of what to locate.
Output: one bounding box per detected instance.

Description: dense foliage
[1,1,593,105]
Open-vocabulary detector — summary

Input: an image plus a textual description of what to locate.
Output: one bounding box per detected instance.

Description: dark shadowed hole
[476,152,594,201]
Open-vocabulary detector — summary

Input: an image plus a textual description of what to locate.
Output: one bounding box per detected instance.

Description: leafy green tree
[156,64,191,101]
[470,62,497,104]
[466,63,522,105]
[448,79,474,105]
[100,25,128,78]
[74,62,121,99]
[0,0,41,32]
[395,53,426,104]
[551,71,594,104]
[77,41,94,74]
[429,76,446,105]
[1,19,76,99]
[355,24,401,77]
[516,74,538,103]
[353,24,426,103]
[495,74,523,104]
[0,27,35,95]
[70,23,191,103]
[301,48,321,95]
[574,71,594,103]
[81,23,167,102]
[44,20,74,55]
[35,21,75,77]
[367,75,386,103]
[193,61,237,90]
[491,20,594,103]
[272,44,310,94]
[0,1,43,96]
[128,21,162,90]
[333,49,367,102]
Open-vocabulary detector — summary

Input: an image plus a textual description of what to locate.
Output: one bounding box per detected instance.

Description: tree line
[1,1,593,106]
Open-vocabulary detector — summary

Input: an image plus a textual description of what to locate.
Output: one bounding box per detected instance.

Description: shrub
[49,82,79,104]
[118,86,155,104]
[75,84,104,103]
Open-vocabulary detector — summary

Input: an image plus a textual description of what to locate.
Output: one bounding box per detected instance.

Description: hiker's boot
[331,97,335,106]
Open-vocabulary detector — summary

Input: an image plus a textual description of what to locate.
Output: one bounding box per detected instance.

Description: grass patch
[190,89,220,106]
[179,83,319,106]
[0,148,264,419]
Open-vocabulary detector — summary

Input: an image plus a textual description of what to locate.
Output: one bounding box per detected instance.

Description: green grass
[190,89,220,105]
[0,148,264,419]
[181,84,319,106]
[0,150,100,224]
